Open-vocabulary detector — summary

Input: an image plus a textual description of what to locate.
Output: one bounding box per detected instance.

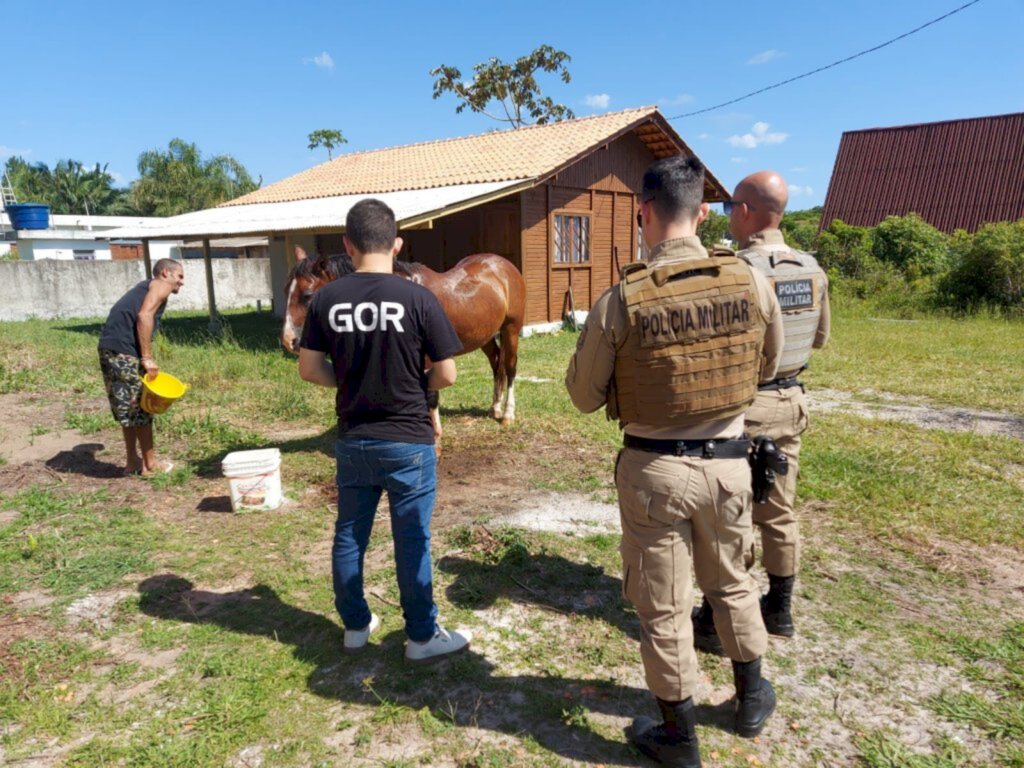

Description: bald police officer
[693,171,830,646]
[566,157,784,767]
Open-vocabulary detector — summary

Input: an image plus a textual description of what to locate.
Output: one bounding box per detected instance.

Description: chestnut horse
[280,247,526,426]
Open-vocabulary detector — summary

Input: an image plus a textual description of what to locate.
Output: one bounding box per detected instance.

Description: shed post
[142,239,153,279]
[202,238,221,334]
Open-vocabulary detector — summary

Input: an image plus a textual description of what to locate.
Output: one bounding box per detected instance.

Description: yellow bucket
[140,372,188,415]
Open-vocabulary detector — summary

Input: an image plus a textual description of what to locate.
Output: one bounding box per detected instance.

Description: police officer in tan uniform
[566,157,784,766]
[693,171,830,647]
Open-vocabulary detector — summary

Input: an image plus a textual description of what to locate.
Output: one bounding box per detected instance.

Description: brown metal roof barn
[820,112,1024,233]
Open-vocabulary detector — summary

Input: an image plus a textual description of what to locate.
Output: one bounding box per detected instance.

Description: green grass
[808,301,1024,415]
[856,731,970,768]
[0,487,159,597]
[801,414,1024,548]
[2,304,1024,766]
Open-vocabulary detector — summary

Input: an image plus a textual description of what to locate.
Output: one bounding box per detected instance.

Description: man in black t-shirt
[97,258,184,476]
[299,199,472,663]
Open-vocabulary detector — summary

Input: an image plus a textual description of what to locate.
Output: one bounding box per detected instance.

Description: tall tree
[430,45,574,129]
[307,129,347,160]
[3,156,120,215]
[130,139,260,216]
[51,160,118,215]
[4,156,57,207]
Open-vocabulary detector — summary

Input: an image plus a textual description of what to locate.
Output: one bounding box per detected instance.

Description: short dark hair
[640,156,705,222]
[153,258,182,277]
[346,199,397,255]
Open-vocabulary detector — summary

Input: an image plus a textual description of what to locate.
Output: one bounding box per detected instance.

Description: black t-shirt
[97,280,167,357]
[300,272,462,444]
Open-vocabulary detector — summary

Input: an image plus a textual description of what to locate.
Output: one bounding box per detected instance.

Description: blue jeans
[332,438,439,642]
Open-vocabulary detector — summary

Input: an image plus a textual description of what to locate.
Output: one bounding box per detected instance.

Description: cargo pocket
[716,466,756,570]
[795,398,810,435]
[620,540,653,611]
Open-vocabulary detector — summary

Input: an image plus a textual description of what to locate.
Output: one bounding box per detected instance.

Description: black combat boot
[630,697,702,767]
[732,658,777,738]
[690,597,724,656]
[760,574,796,637]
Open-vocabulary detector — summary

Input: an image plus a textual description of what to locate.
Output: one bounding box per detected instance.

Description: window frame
[550,211,592,269]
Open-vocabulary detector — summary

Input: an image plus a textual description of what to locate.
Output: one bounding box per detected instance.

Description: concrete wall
[0,258,272,321]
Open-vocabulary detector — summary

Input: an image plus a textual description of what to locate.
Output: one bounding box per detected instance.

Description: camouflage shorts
[99,349,153,428]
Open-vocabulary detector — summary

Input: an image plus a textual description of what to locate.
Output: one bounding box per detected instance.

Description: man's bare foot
[125,455,143,476]
[141,460,174,475]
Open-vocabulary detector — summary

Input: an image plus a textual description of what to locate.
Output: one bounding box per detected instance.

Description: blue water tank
[6,203,50,230]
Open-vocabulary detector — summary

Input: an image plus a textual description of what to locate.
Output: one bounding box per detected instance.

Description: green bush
[941,220,1024,310]
[871,214,951,280]
[815,219,875,278]
[780,207,821,251]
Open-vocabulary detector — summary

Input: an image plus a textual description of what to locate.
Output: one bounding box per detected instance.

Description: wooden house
[106,107,726,327]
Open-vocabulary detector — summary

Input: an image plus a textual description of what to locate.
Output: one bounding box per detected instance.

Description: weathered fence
[0,259,272,322]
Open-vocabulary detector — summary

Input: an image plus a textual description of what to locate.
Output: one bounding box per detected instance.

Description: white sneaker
[343,613,380,654]
[405,626,472,664]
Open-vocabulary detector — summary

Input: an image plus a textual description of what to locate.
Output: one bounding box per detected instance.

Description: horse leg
[498,324,519,426]
[431,406,443,456]
[428,389,442,456]
[480,338,505,422]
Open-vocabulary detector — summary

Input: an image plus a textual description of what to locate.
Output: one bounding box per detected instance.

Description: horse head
[280,245,355,354]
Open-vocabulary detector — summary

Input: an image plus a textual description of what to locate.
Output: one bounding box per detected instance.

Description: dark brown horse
[281,246,526,426]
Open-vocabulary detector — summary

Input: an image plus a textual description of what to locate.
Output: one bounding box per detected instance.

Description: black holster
[749,435,789,503]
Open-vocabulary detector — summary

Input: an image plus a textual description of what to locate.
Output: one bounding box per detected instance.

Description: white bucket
[221,448,282,513]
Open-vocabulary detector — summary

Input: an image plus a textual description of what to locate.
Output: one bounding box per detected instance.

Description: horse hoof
[500,417,514,427]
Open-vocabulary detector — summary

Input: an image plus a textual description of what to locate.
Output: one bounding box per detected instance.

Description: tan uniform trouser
[744,386,810,577]
[616,448,768,702]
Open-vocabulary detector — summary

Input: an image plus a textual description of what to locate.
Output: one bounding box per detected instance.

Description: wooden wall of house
[400,197,521,273]
[520,131,653,324]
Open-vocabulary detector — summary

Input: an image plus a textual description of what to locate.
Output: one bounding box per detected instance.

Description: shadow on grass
[136,574,648,765]
[45,442,124,479]
[438,404,493,419]
[58,310,285,354]
[439,551,641,644]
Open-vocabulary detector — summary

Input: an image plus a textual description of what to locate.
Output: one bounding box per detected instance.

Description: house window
[553,214,590,264]
[73,250,96,261]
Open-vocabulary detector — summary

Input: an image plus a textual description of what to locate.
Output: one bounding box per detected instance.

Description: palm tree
[131,139,260,216]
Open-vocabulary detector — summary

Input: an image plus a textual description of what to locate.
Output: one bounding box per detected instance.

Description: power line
[667,0,984,120]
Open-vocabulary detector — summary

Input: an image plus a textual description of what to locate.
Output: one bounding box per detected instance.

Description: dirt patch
[809,388,1024,440]
[66,591,133,629]
[0,393,113,465]
[502,492,619,535]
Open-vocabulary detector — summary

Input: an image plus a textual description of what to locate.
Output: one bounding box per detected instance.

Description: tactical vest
[611,249,766,427]
[738,243,824,378]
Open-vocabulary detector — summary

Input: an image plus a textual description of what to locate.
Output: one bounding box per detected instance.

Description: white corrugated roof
[102,180,528,240]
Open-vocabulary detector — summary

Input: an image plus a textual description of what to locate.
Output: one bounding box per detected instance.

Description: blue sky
[3,0,1022,210]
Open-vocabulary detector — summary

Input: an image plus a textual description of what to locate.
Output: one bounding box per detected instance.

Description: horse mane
[293,253,355,282]
[392,259,420,277]
[290,251,424,286]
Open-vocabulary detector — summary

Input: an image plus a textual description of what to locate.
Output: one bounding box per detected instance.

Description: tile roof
[224,106,727,206]
[821,112,1024,233]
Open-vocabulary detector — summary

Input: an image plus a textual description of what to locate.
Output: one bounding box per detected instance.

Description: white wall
[19,239,113,261]
[18,239,181,261]
[0,259,272,322]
